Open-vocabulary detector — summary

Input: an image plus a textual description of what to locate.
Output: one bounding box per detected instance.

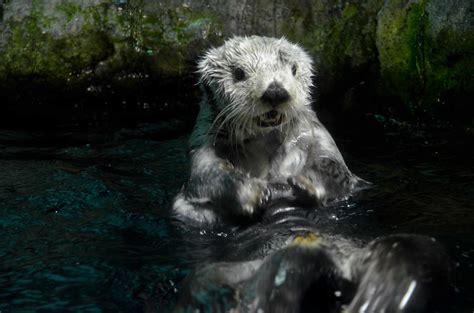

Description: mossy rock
[0,0,472,126]
[0,0,223,82]
[280,0,384,118]
[376,0,473,119]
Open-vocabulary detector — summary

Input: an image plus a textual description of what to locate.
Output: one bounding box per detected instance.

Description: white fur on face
[198,36,314,142]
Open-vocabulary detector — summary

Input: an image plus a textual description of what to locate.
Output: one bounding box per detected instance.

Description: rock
[0,0,223,80]
[376,0,473,120]
[0,0,472,126]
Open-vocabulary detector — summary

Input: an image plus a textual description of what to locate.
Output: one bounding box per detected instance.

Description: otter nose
[261,82,290,107]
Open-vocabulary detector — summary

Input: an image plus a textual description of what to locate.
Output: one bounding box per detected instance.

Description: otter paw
[288,175,326,205]
[237,180,270,215]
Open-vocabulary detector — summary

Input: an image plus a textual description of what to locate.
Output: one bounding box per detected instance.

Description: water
[0,122,472,312]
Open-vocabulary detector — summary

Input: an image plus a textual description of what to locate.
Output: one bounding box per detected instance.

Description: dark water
[0,123,472,312]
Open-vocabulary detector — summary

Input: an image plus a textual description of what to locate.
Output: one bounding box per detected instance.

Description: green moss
[56,2,83,23]
[110,3,221,75]
[377,1,427,113]
[0,3,59,78]
[0,0,223,80]
[282,0,383,92]
[376,0,473,117]
[0,1,113,81]
[342,3,358,19]
[56,31,114,73]
[426,24,474,91]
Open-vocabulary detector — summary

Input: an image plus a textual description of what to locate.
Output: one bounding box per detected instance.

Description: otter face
[198,36,314,140]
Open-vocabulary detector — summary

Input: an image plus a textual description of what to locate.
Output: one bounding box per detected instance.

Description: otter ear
[197,46,225,86]
[286,42,315,86]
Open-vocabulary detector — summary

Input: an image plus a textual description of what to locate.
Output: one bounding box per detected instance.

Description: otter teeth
[258,110,283,127]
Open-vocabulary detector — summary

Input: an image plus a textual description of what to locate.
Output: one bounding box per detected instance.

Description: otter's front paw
[288,175,326,205]
[236,179,270,216]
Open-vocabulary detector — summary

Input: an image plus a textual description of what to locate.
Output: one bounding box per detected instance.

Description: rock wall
[376,0,473,119]
[0,0,472,126]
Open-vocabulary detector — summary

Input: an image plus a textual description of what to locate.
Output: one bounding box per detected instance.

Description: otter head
[198,36,314,142]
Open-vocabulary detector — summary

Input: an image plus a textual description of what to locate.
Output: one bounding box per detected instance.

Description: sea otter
[171,36,450,313]
[173,36,366,223]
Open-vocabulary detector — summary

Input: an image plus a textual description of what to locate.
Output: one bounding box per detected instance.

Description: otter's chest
[234,134,308,180]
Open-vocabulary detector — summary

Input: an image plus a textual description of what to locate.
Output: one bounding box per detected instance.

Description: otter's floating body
[172,36,450,313]
[173,36,366,224]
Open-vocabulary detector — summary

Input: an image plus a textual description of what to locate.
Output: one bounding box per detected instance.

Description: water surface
[0,123,472,312]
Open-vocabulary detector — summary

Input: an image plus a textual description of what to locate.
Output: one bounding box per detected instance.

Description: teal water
[0,123,472,312]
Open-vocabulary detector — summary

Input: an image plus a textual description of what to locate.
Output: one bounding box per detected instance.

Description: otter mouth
[257,110,284,128]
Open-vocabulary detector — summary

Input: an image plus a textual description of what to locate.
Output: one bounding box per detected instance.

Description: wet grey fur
[173,36,366,224]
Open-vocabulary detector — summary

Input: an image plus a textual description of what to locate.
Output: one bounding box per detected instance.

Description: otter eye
[292,64,297,76]
[233,67,246,81]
